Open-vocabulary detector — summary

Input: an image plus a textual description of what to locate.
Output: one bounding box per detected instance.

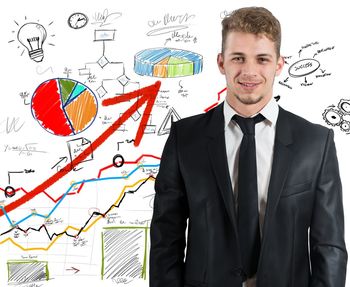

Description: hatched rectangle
[7,260,49,284]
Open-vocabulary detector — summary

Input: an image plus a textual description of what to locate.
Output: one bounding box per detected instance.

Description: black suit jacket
[150,102,347,287]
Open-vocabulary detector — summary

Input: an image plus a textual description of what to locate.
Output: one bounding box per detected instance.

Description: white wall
[0,0,348,285]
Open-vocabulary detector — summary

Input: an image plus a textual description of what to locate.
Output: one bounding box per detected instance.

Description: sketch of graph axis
[158,107,181,136]
[7,260,49,284]
[134,47,203,78]
[101,226,149,281]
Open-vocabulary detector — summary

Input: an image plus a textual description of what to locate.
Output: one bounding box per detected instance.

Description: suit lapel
[206,103,237,230]
[259,106,294,262]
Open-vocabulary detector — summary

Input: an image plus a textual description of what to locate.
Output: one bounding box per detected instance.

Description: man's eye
[232,57,244,62]
[258,58,269,63]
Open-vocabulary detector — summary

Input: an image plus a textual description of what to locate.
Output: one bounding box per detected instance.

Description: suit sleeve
[150,122,189,287]
[310,129,348,286]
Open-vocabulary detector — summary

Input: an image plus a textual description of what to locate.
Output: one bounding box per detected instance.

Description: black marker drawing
[143,114,156,134]
[51,156,68,171]
[7,169,35,185]
[4,186,16,198]
[68,12,89,29]
[91,9,122,27]
[279,41,335,90]
[9,17,55,61]
[113,154,125,168]
[158,107,181,136]
[17,22,47,62]
[323,99,350,134]
[19,91,31,105]
[147,12,195,36]
[79,29,139,97]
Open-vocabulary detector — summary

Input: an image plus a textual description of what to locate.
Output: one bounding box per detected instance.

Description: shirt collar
[223,95,279,128]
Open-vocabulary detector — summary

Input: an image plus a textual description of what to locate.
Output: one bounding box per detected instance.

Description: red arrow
[0,81,161,218]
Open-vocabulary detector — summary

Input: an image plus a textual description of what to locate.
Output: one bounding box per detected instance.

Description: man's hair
[221,7,281,58]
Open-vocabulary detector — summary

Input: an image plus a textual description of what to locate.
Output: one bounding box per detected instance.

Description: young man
[150,7,347,287]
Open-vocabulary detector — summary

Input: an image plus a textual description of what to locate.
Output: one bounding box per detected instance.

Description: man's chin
[236,94,264,105]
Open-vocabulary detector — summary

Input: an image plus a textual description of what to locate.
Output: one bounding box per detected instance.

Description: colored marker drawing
[134,47,203,78]
[31,78,98,136]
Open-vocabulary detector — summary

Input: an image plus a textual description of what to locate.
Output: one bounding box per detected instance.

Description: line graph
[1,176,154,240]
[0,154,160,204]
[0,175,156,251]
[0,160,159,227]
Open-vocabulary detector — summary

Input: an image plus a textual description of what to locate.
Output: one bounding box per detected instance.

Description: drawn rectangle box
[94,29,116,41]
[101,227,148,280]
[78,68,90,76]
[144,125,156,134]
[67,137,93,162]
[7,260,49,284]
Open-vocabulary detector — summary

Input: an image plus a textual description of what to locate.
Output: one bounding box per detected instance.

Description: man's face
[217,31,284,108]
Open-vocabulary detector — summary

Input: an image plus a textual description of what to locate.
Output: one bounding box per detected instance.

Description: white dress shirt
[223,97,279,287]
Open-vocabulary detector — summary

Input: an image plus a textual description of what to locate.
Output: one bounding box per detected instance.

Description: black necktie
[232,113,265,279]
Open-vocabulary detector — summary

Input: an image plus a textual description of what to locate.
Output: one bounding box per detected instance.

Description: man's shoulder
[279,106,331,138]
[174,104,220,130]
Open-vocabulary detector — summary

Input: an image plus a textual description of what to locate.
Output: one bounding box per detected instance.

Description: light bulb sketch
[17,22,47,62]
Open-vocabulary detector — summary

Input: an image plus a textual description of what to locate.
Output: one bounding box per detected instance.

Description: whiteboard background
[0,0,349,285]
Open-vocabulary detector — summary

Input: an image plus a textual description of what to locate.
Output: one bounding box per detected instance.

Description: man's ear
[217,53,225,75]
[275,56,284,76]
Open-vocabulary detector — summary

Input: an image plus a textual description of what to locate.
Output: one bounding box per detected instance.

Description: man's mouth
[239,81,260,88]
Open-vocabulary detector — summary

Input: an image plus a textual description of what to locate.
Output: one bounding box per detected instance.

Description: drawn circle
[31,78,98,136]
[323,109,342,126]
[338,100,350,114]
[340,121,350,132]
[113,154,125,168]
[4,186,16,198]
[68,13,88,29]
[288,58,320,78]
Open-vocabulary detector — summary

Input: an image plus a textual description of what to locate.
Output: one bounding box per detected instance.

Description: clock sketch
[68,12,89,29]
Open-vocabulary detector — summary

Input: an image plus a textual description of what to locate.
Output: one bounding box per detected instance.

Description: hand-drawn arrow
[66,267,80,274]
[0,81,161,218]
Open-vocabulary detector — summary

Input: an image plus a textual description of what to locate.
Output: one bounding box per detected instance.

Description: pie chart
[134,47,203,78]
[31,78,98,136]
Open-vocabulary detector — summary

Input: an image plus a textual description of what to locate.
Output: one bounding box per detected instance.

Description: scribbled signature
[91,9,122,27]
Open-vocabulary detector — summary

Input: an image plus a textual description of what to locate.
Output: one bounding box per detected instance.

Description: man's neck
[226,95,272,117]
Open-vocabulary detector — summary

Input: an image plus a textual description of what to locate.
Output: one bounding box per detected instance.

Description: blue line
[2,164,160,227]
[1,206,13,224]
[14,213,33,226]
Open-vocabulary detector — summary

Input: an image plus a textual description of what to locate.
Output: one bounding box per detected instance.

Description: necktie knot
[232,114,265,135]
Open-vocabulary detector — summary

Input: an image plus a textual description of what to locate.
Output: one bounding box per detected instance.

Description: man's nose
[241,61,258,76]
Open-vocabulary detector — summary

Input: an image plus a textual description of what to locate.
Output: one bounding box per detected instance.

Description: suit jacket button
[232,268,246,280]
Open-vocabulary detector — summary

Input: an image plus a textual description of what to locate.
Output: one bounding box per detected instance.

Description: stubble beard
[234,92,264,105]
